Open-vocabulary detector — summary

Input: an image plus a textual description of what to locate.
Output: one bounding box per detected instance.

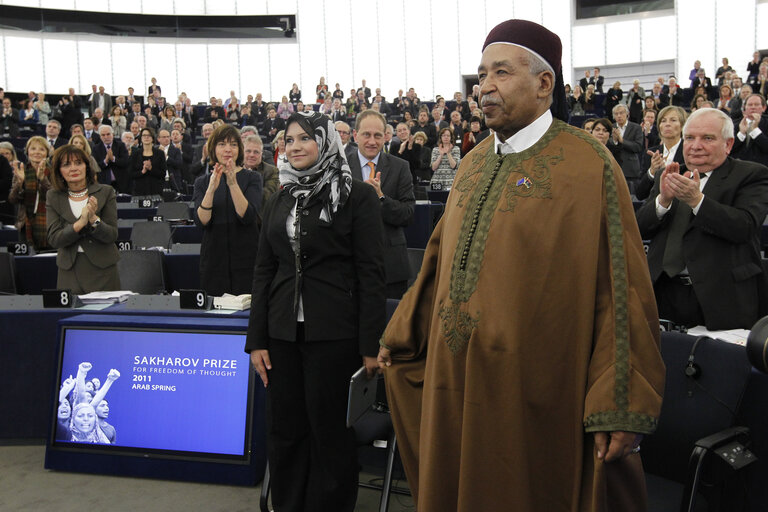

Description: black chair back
[156,202,191,221]
[130,221,172,249]
[407,248,425,286]
[117,250,167,294]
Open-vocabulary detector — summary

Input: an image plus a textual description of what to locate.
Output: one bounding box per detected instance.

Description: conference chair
[0,252,17,294]
[117,250,167,294]
[643,333,755,512]
[156,201,192,221]
[130,221,173,249]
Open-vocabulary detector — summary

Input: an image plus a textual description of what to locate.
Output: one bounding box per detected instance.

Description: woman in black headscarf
[246,111,386,512]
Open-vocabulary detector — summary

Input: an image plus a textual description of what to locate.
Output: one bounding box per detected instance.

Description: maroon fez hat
[482,19,568,121]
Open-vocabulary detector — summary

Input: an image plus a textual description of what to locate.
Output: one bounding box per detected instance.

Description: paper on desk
[685,326,749,346]
[78,291,138,304]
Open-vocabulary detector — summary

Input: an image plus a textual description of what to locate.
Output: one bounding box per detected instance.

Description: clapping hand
[208,163,224,191]
[85,196,98,222]
[142,159,152,174]
[35,160,46,181]
[364,171,383,197]
[646,150,664,175]
[13,161,24,182]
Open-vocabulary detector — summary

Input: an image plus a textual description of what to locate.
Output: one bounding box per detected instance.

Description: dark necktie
[384,142,389,153]
[662,173,707,276]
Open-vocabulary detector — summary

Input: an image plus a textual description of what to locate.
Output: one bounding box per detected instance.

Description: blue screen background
[58,328,251,456]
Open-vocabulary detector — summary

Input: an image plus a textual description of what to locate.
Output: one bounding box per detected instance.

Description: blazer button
[302,254,308,260]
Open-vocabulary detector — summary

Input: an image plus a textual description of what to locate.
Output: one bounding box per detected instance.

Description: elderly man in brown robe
[378,19,665,512]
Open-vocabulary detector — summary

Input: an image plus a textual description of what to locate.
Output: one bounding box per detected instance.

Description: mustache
[481,96,501,107]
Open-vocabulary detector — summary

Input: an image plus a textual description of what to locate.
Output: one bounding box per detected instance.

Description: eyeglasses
[337,130,350,135]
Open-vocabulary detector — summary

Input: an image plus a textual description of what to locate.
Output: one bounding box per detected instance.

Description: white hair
[683,108,734,140]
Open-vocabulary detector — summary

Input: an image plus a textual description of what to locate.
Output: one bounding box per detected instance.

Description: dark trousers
[266,329,361,512]
[654,273,706,328]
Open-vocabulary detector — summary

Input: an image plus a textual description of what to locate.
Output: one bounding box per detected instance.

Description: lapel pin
[516,177,532,189]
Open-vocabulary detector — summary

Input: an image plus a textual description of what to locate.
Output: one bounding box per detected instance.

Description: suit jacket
[172,142,194,184]
[92,139,130,193]
[129,147,167,196]
[731,115,768,167]
[48,137,68,149]
[345,148,415,284]
[411,123,438,148]
[84,130,102,146]
[46,183,120,270]
[635,142,684,201]
[609,121,644,179]
[578,78,589,92]
[636,157,768,329]
[89,93,113,117]
[159,144,184,191]
[246,180,386,355]
[589,75,604,93]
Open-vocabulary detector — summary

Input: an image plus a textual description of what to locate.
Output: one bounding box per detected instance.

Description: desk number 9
[196,292,205,307]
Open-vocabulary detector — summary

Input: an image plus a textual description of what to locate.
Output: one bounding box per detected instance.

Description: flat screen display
[52,327,252,460]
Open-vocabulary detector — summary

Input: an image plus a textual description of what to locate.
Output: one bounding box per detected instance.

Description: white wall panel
[74,0,106,12]
[758,3,768,52]
[206,43,238,102]
[348,0,382,95]
[402,0,432,98]
[457,0,490,79]
[377,0,407,98]
[236,0,268,15]
[640,16,675,64]
[177,0,206,15]
[43,37,79,93]
[431,0,461,98]
[111,41,143,99]
[296,0,327,100]
[543,1,574,87]
[512,0,542,24]
[77,39,112,95]
[571,25,605,69]
[485,0,513,34]
[239,43,270,101]
[677,0,716,84]
[324,0,354,104]
[204,0,238,15]
[605,20,640,65]
[268,43,300,103]
[144,42,177,100]
[5,35,44,93]
[176,43,209,102]
[40,0,75,8]
[715,0,754,82]
[140,0,174,14]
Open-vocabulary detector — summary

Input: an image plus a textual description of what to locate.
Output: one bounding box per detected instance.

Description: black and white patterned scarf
[279,111,352,224]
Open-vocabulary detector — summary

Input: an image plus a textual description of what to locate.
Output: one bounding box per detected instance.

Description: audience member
[590,117,621,165]
[346,110,415,298]
[716,57,733,85]
[18,100,39,131]
[640,108,660,149]
[637,108,768,329]
[92,125,129,192]
[34,92,51,126]
[747,51,761,83]
[731,93,768,167]
[193,124,262,296]
[636,105,686,201]
[429,127,460,191]
[108,105,127,138]
[604,81,623,122]
[392,122,425,183]
[130,127,166,197]
[68,133,102,176]
[667,77,685,107]
[46,144,120,293]
[689,60,702,87]
[8,136,53,250]
[157,129,184,191]
[242,134,279,203]
[610,104,644,192]
[288,83,301,106]
[0,150,13,225]
[273,130,287,167]
[46,120,67,149]
[411,109,437,148]
[624,79,645,123]
[246,111,385,512]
